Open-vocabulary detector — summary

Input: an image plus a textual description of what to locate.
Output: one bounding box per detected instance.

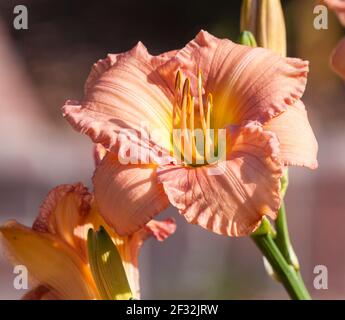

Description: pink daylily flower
[0,183,176,299]
[323,0,345,25]
[331,37,345,79]
[323,0,345,79]
[63,31,318,237]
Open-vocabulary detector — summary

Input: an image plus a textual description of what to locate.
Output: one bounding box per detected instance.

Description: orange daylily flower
[0,183,176,299]
[323,0,345,79]
[63,30,318,237]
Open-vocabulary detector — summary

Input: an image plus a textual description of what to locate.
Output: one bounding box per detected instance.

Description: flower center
[172,70,220,166]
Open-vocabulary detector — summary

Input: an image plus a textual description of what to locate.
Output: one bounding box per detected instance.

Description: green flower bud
[238,31,258,48]
[87,226,132,300]
[240,0,287,56]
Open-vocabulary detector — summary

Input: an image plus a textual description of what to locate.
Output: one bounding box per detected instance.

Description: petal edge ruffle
[158,123,282,236]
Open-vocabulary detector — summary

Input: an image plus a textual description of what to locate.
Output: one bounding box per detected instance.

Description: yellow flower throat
[172,70,218,166]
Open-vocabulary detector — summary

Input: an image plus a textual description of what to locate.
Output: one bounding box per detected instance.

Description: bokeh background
[0,0,344,299]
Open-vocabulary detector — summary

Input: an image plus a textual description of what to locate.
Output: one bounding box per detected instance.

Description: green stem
[251,219,311,300]
[275,201,299,270]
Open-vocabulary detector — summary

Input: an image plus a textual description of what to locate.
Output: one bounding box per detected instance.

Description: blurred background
[0,0,344,299]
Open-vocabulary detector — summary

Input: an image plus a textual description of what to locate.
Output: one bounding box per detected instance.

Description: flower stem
[251,218,311,300]
[275,201,299,271]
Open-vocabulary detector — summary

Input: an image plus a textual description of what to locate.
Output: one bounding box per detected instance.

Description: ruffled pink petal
[22,285,60,300]
[93,143,107,167]
[160,30,309,129]
[33,183,91,232]
[264,100,318,169]
[93,152,170,236]
[158,123,282,237]
[331,37,345,80]
[120,218,176,298]
[84,54,120,94]
[33,183,92,260]
[323,2,345,78]
[144,218,177,241]
[323,0,345,25]
[63,43,176,158]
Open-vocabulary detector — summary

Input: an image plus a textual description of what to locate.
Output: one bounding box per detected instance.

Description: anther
[175,70,182,92]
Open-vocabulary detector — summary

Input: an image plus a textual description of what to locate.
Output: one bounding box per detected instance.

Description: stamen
[181,78,194,163]
[181,78,190,131]
[173,70,182,128]
[172,70,216,166]
[205,93,213,159]
[175,70,182,92]
[181,93,188,131]
[198,69,207,134]
[188,95,194,132]
[206,93,213,131]
[182,77,190,97]
[188,95,197,161]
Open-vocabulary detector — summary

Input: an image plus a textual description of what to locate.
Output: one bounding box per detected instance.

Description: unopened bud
[87,226,132,300]
[238,31,257,47]
[240,0,287,56]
